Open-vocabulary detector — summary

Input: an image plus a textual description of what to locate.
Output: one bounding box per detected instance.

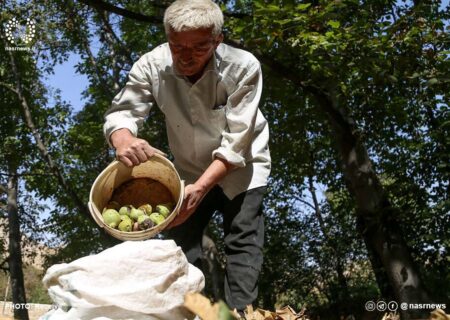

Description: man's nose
[180,48,193,59]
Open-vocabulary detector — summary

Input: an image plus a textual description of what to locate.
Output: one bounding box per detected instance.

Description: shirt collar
[205,49,221,74]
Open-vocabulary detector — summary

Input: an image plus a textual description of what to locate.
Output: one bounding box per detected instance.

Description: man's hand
[110,128,166,167]
[167,183,207,228]
[166,157,236,229]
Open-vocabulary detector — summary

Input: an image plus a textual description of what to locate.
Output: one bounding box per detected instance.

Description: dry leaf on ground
[243,304,277,319]
[184,293,311,320]
[430,309,450,320]
[381,312,400,320]
[184,292,239,320]
[276,305,308,320]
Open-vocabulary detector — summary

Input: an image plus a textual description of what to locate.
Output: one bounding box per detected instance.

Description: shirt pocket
[206,105,227,136]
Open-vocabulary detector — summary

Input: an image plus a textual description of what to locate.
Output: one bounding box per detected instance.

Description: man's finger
[142,144,167,159]
[167,211,185,229]
[154,148,168,157]
[117,154,133,167]
[135,148,148,163]
[126,153,140,166]
[142,145,155,159]
[117,152,139,167]
[186,196,197,212]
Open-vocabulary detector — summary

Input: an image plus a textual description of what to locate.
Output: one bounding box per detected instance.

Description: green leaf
[427,78,439,86]
[408,72,420,79]
[263,4,280,12]
[388,75,398,83]
[296,3,311,10]
[327,20,340,29]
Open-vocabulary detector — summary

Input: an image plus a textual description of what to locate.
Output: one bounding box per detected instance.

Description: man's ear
[214,33,224,48]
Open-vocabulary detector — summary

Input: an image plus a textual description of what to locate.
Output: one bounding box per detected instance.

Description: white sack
[39,240,204,320]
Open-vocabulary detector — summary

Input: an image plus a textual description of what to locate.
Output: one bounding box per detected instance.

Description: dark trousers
[165,186,266,312]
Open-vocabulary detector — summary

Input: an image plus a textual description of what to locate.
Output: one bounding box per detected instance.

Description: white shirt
[104,43,271,199]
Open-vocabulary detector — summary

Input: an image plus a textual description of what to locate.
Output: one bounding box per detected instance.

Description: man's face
[168,28,223,78]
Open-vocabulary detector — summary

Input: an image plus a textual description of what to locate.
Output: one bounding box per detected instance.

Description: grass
[0,265,51,305]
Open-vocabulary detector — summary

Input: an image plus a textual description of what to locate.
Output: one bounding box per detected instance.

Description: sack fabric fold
[39,240,205,320]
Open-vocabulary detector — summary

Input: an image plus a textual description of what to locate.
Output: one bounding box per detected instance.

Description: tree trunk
[7,170,29,320]
[317,91,432,319]
[236,49,433,316]
[356,215,395,300]
[308,174,350,316]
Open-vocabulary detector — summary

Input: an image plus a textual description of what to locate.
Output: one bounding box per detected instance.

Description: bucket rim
[88,154,184,240]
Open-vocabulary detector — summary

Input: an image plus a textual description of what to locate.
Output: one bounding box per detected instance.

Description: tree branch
[0,82,19,95]
[81,28,114,95]
[98,9,135,66]
[296,198,316,212]
[98,10,125,92]
[78,0,163,23]
[4,40,91,220]
[78,0,249,23]
[0,172,55,178]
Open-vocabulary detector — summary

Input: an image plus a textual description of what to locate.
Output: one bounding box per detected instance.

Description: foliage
[223,0,450,311]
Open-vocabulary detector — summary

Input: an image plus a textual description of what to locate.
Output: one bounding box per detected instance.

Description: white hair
[163,0,224,36]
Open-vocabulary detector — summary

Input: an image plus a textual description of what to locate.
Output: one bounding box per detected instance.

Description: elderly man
[103,0,271,312]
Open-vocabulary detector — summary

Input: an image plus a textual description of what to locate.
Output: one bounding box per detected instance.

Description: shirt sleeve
[103,57,154,147]
[212,62,263,167]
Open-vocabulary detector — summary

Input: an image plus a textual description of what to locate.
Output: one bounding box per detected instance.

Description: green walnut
[138,204,152,215]
[156,204,172,218]
[161,202,175,210]
[137,215,155,230]
[102,209,121,228]
[137,215,149,224]
[118,219,132,232]
[149,213,165,225]
[119,205,133,217]
[130,208,145,221]
[120,214,132,222]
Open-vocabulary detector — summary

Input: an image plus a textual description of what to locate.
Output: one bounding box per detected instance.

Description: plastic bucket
[88,154,184,241]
